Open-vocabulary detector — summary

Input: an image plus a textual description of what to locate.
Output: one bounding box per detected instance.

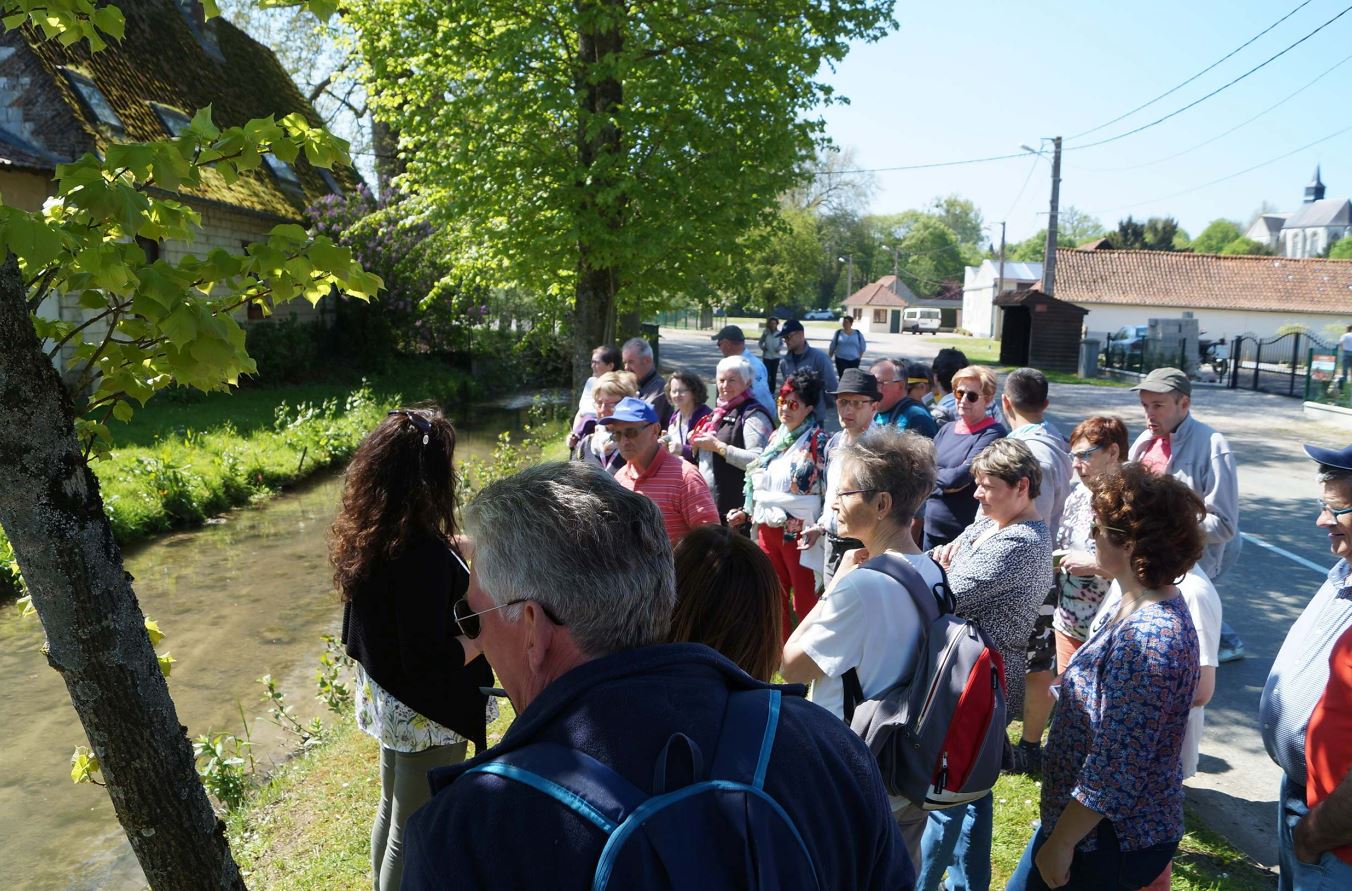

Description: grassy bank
[1,356,492,600]
[227,708,1273,890]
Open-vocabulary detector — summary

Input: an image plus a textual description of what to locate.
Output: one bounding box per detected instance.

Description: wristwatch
[718,441,729,457]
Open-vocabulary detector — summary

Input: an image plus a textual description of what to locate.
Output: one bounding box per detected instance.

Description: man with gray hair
[402,462,914,889]
[622,336,672,427]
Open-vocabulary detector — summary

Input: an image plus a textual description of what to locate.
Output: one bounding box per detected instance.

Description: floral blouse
[355,663,498,753]
[1053,483,1114,641]
[1042,596,1199,853]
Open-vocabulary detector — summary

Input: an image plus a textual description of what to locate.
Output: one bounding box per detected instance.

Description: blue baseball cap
[1304,442,1352,471]
[597,396,658,425]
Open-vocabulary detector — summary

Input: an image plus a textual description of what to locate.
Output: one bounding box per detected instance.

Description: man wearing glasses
[602,396,718,545]
[1260,443,1352,890]
[872,359,938,438]
[402,462,914,889]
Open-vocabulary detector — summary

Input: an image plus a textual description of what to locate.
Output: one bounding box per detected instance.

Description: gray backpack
[842,553,1008,810]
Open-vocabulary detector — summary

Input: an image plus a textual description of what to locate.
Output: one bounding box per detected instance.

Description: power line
[812,150,1031,176]
[1069,2,1352,151]
[1071,47,1352,173]
[1002,154,1042,221]
[1087,121,1352,214]
[1066,0,1315,140]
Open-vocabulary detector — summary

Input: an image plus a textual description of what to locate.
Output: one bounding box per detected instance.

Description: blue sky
[818,0,1352,244]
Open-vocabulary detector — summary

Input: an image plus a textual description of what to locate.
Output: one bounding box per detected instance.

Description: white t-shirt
[1092,566,1221,778]
[798,552,943,721]
[1340,331,1352,353]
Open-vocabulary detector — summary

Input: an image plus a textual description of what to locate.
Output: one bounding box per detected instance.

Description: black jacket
[341,535,492,748]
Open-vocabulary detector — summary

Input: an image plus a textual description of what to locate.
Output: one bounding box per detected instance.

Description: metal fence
[1099,338,1189,375]
[1231,331,1334,397]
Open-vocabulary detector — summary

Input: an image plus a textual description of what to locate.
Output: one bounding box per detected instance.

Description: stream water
[0,395,558,889]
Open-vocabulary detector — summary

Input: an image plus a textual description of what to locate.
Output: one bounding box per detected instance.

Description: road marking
[1242,533,1329,576]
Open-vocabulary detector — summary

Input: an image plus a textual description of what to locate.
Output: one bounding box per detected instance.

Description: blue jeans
[1004,823,1174,890]
[1279,776,1352,891]
[917,792,992,890]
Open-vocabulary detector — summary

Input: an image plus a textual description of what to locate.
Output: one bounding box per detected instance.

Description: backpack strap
[709,688,782,789]
[860,553,945,626]
[842,667,865,724]
[462,742,647,835]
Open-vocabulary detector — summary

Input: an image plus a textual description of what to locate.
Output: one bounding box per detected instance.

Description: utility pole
[1042,135,1062,296]
[890,246,899,295]
[838,255,854,300]
[996,221,1006,339]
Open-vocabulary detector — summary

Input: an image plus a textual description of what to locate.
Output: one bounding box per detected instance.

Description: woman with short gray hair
[917,436,1052,890]
[689,354,774,522]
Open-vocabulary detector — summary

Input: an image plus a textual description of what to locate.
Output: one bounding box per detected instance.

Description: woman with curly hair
[333,407,494,891]
[728,368,831,640]
[1007,463,1204,891]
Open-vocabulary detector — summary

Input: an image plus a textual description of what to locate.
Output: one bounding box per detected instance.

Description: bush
[243,316,322,384]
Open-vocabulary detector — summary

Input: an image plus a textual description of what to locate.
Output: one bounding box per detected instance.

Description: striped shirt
[616,446,719,544]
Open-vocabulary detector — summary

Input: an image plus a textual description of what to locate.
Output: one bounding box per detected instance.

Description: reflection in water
[0,398,555,889]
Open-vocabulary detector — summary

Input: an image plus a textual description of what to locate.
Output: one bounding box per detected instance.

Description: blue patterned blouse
[1042,595,1199,853]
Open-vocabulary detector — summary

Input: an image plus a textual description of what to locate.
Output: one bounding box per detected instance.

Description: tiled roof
[15,0,359,221]
[1055,248,1352,315]
[843,276,917,307]
[0,126,61,171]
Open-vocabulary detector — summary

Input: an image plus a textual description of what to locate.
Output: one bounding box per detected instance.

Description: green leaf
[200,0,220,20]
[157,652,176,678]
[111,400,133,422]
[145,618,164,646]
[70,747,101,784]
[91,6,124,41]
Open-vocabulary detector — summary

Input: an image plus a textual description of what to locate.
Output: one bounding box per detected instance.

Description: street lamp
[837,254,854,300]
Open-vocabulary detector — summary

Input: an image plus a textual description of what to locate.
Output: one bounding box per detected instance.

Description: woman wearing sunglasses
[1007,463,1203,891]
[1052,416,1129,674]
[332,408,495,891]
[728,368,831,641]
[922,364,1007,549]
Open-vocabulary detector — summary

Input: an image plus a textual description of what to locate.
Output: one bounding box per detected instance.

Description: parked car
[902,307,942,334]
[1103,325,1149,366]
[803,308,838,321]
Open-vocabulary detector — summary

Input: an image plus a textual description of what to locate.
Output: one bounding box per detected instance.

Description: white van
[902,307,942,334]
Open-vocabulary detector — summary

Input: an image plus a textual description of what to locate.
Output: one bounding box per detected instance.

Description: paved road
[660,324,1352,870]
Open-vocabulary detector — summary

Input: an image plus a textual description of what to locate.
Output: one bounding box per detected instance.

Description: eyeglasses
[777,396,803,411]
[611,425,654,441]
[954,389,981,403]
[669,388,690,397]
[1316,500,1352,518]
[452,597,566,640]
[595,399,621,410]
[1090,522,1127,538]
[836,487,879,498]
[1070,444,1103,462]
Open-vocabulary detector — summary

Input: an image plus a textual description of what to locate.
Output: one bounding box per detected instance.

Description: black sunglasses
[453,596,566,639]
[953,389,982,403]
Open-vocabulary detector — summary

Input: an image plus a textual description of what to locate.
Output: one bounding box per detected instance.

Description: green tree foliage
[730,206,822,312]
[1330,237,1352,260]
[895,217,965,297]
[333,0,897,387]
[927,194,984,248]
[1006,230,1047,262]
[1113,215,1183,251]
[1218,237,1272,256]
[1057,206,1106,247]
[1191,219,1244,254]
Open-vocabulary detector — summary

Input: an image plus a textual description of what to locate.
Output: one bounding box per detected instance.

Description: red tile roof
[1054,248,1352,315]
[842,275,917,307]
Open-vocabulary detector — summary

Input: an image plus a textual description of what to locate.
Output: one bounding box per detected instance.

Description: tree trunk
[572,0,625,396]
[0,255,246,890]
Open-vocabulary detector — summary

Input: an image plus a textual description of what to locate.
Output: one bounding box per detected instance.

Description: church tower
[1305,166,1326,203]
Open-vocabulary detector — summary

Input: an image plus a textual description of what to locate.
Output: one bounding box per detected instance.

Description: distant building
[1244,168,1352,259]
[960,259,1043,338]
[842,275,916,334]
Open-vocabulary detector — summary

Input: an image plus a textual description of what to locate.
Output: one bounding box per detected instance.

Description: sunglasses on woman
[953,389,981,403]
[1090,522,1127,539]
[452,596,566,639]
[777,395,803,411]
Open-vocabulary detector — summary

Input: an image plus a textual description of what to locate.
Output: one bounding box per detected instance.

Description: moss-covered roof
[19,0,361,221]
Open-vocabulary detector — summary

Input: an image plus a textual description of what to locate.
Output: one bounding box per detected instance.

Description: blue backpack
[461,688,822,890]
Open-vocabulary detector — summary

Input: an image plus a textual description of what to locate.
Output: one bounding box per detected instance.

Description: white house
[1245,169,1352,259]
[1054,246,1352,343]
[842,275,916,334]
[961,259,1042,338]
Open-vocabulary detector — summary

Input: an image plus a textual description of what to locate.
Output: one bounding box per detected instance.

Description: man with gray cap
[1129,366,1245,661]
[711,324,774,410]
[780,319,838,419]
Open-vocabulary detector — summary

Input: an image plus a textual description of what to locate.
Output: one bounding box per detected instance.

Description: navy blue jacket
[402,643,913,890]
[923,421,1008,548]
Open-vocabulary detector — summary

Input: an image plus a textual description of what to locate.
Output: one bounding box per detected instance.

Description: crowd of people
[329,318,1352,891]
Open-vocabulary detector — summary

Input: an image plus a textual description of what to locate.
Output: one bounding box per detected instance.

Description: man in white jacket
[1130,367,1244,661]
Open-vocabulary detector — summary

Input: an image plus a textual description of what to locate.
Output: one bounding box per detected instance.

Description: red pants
[758,524,819,642]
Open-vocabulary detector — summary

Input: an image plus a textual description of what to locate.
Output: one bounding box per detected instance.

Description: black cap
[711,325,745,343]
[830,368,882,400]
[781,319,805,335]
[1304,442,1352,471]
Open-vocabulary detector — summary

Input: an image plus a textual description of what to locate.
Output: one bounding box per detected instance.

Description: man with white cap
[1129,366,1245,661]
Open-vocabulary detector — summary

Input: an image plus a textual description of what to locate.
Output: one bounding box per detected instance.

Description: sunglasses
[1070,444,1103,462]
[1090,522,1127,538]
[777,396,803,411]
[953,389,982,403]
[453,596,566,639]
